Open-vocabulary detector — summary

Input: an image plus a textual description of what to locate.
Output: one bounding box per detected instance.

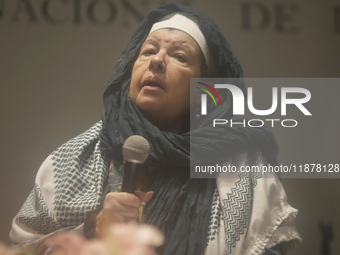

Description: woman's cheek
[129,79,138,103]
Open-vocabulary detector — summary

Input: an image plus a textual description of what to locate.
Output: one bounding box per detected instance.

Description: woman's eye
[174,54,186,63]
[142,49,155,56]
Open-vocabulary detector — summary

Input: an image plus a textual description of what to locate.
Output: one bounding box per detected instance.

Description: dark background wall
[1,0,339,254]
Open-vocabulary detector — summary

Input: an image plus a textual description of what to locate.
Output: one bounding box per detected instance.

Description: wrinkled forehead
[144,28,200,49]
[149,13,212,68]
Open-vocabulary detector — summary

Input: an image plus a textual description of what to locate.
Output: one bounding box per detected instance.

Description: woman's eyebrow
[172,43,192,50]
[143,38,196,55]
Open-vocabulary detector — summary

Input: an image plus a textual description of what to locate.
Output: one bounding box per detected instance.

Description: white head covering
[149,13,213,69]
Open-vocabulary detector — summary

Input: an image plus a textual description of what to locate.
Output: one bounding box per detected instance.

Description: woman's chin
[135,98,164,113]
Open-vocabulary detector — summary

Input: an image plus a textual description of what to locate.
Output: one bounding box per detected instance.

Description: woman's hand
[96,191,153,237]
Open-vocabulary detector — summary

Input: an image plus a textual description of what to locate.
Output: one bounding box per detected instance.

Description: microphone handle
[121,161,143,194]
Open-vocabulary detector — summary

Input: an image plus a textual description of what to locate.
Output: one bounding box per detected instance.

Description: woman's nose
[149,53,165,72]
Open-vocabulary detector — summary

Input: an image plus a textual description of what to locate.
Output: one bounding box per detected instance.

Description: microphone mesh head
[122,135,150,164]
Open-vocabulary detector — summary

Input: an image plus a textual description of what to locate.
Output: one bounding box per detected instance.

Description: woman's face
[130,28,202,132]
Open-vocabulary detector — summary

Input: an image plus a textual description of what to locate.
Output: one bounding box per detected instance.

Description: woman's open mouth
[142,76,163,90]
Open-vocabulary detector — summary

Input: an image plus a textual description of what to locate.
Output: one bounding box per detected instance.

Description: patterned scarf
[13,129,301,255]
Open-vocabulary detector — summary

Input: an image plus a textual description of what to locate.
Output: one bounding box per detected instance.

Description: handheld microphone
[121,135,150,194]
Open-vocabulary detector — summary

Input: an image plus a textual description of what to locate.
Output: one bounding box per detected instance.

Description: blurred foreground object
[48,223,163,255]
[2,223,163,255]
[0,242,16,255]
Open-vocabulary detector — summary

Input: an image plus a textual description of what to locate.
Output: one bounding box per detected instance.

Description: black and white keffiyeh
[11,122,301,255]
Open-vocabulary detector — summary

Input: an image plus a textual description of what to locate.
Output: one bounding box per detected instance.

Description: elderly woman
[10,3,301,255]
